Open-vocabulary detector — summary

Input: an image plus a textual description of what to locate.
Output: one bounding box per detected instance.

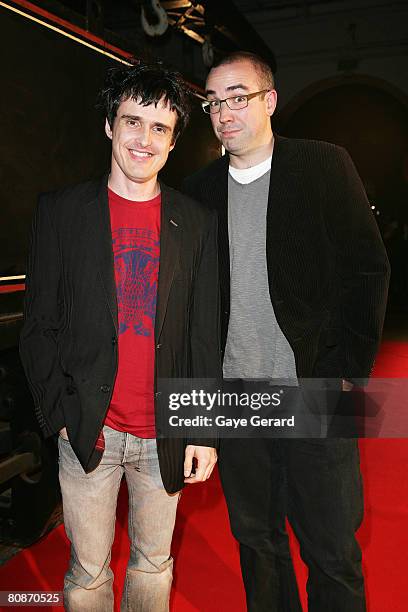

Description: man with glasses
[183,51,389,611]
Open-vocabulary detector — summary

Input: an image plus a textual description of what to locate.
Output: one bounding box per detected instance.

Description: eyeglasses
[201,89,270,114]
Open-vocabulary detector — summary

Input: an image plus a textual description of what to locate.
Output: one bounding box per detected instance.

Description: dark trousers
[219,438,365,612]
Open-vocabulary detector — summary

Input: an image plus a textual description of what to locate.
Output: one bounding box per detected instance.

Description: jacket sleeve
[326,147,390,383]
[19,194,67,437]
[187,209,221,448]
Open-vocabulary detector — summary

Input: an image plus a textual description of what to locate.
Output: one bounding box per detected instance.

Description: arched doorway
[276,76,408,315]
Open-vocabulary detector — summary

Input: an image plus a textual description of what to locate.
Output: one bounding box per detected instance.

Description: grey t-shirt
[223,170,297,382]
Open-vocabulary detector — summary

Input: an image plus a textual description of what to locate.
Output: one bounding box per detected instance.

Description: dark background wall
[275,77,408,315]
[0,4,219,277]
[277,79,408,223]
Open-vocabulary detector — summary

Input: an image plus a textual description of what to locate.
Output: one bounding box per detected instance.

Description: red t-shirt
[104,188,161,438]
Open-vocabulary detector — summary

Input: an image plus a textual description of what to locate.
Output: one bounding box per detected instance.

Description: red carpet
[1,341,407,611]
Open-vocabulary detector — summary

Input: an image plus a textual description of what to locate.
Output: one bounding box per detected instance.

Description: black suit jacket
[19,177,220,494]
[183,135,390,382]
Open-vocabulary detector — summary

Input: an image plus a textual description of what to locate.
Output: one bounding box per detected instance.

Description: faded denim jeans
[58,425,180,612]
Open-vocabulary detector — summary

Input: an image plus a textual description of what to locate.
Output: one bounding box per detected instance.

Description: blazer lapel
[83,177,118,333]
[204,140,300,310]
[205,155,230,308]
[83,178,181,340]
[155,183,182,341]
[266,135,302,265]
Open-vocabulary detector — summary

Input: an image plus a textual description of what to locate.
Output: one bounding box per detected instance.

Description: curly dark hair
[98,61,191,142]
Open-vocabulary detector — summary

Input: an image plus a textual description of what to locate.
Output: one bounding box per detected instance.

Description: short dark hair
[211,51,275,90]
[98,61,191,142]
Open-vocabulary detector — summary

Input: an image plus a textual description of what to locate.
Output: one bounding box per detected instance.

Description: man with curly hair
[20,62,219,611]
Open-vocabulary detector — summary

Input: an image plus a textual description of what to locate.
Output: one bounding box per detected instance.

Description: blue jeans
[58,425,180,611]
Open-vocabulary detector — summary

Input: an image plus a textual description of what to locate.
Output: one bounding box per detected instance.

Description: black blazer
[183,135,390,382]
[19,177,220,494]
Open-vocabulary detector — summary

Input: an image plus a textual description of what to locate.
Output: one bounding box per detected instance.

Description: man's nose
[218,100,234,123]
[137,125,152,147]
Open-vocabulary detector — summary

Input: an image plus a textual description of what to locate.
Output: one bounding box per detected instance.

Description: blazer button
[156,343,162,349]
[100,384,111,393]
[112,336,117,345]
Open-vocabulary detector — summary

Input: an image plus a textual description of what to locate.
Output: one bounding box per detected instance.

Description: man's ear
[265,89,278,117]
[169,134,178,152]
[105,118,113,140]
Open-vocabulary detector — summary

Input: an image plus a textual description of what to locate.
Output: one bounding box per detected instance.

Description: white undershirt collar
[229,154,273,185]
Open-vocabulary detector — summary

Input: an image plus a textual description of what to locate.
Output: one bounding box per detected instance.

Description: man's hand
[59,427,69,440]
[184,445,217,484]
[342,379,354,392]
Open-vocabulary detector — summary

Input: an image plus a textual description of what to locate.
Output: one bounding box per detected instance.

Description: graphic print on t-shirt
[112,227,160,336]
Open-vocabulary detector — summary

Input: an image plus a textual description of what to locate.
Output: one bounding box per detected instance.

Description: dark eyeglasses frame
[201,89,270,114]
